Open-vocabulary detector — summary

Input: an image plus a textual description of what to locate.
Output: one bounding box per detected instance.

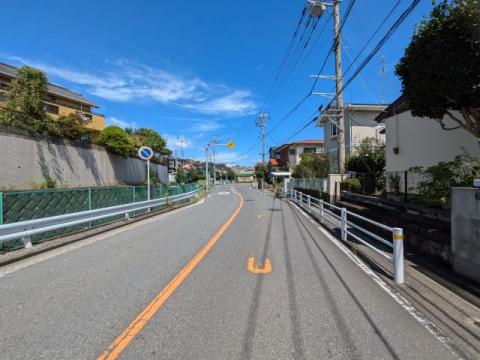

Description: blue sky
[1,0,434,166]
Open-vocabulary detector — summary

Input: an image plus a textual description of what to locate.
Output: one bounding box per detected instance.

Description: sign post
[138,146,154,201]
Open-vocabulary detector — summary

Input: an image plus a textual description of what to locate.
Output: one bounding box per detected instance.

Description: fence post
[341,208,347,241]
[87,188,92,228]
[393,228,404,284]
[319,200,324,224]
[0,192,3,225]
[307,195,311,213]
[23,236,32,249]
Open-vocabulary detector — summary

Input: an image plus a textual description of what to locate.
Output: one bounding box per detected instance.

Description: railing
[0,187,203,249]
[289,189,404,284]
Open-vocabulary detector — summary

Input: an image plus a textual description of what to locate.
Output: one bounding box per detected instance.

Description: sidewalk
[286,196,480,359]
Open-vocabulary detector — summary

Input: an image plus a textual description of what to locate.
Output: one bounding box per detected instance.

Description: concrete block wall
[451,188,480,283]
[0,129,168,190]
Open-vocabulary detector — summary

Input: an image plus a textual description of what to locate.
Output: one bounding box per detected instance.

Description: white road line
[288,199,462,360]
[0,198,205,279]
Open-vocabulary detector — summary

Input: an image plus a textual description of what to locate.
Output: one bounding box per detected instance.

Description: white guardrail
[289,190,404,284]
[0,187,203,248]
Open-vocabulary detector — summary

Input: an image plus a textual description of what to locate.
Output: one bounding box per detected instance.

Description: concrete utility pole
[309,0,345,176]
[205,144,209,189]
[256,113,268,166]
[333,0,345,176]
[211,136,218,187]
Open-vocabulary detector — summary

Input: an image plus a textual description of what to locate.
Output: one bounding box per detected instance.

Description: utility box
[451,188,480,283]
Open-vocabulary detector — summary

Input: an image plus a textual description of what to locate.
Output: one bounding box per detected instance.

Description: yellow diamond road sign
[227,141,235,149]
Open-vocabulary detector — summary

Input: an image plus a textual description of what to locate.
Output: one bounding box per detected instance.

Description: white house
[375,95,480,172]
[317,103,387,172]
[271,140,324,171]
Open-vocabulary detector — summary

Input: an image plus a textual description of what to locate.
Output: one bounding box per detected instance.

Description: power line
[273,0,420,144]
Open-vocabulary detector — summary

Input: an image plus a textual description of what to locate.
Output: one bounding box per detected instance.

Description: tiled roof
[0,63,99,108]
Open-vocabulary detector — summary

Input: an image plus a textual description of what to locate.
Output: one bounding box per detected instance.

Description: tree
[98,126,134,157]
[175,169,189,184]
[126,128,171,156]
[346,137,385,176]
[0,66,56,136]
[292,152,329,178]
[395,0,480,137]
[56,114,88,140]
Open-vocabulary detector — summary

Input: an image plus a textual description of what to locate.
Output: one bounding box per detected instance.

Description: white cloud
[2,54,256,117]
[182,90,257,116]
[214,151,250,166]
[187,120,223,133]
[107,117,137,129]
[164,134,192,151]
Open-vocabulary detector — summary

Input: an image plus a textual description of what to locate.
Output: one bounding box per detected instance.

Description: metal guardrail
[0,187,203,248]
[289,190,404,284]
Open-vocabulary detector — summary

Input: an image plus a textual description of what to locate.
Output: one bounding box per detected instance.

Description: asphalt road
[0,185,460,359]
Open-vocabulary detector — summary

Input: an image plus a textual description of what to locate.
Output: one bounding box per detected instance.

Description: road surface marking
[256,214,265,219]
[288,200,462,359]
[247,256,272,274]
[218,191,230,195]
[97,189,244,360]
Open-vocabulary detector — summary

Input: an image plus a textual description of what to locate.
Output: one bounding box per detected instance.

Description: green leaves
[98,126,134,157]
[395,0,480,137]
[292,152,329,178]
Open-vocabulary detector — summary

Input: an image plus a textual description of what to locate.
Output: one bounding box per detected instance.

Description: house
[271,139,324,171]
[317,103,387,172]
[0,63,105,132]
[375,95,480,173]
[235,169,255,183]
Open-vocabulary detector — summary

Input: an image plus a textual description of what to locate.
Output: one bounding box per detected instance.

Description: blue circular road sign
[138,146,154,160]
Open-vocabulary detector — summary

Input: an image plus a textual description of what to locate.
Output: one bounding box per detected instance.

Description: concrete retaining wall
[0,128,168,190]
[452,188,480,283]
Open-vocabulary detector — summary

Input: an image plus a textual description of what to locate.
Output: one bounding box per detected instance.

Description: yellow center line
[97,190,244,360]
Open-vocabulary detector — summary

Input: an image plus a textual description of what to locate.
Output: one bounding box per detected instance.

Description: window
[77,112,93,122]
[289,148,296,155]
[0,82,9,90]
[0,91,6,102]
[303,147,316,154]
[330,122,338,137]
[43,103,59,115]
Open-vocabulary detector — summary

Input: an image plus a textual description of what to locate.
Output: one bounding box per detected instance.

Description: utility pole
[381,55,385,105]
[205,144,209,189]
[309,0,345,176]
[211,136,218,187]
[333,0,345,176]
[256,113,268,166]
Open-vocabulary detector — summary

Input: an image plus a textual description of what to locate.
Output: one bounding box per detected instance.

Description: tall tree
[0,66,56,135]
[395,0,480,137]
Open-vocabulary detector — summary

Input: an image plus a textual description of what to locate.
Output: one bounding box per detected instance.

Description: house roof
[275,139,324,152]
[318,103,388,124]
[375,95,410,123]
[268,159,279,166]
[0,62,100,108]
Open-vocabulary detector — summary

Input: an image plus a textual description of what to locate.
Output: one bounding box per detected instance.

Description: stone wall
[0,128,168,190]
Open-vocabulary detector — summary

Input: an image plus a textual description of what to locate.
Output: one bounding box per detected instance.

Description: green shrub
[340,178,361,193]
[56,114,88,140]
[411,155,480,206]
[98,126,134,157]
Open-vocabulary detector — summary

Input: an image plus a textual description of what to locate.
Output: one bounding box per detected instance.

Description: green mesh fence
[0,183,198,251]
